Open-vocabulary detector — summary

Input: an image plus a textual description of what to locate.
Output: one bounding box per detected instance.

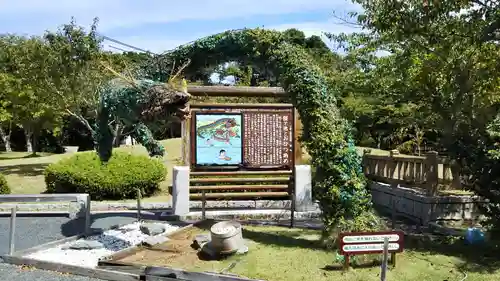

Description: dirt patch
[116,220,221,269]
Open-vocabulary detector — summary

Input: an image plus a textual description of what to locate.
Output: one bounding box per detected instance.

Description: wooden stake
[391,252,397,267]
[136,189,142,222]
[344,255,350,270]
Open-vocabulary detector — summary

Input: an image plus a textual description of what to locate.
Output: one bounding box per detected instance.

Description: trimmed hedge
[0,173,10,194]
[44,151,166,200]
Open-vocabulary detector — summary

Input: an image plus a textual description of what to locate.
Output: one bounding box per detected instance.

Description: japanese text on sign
[243,111,293,167]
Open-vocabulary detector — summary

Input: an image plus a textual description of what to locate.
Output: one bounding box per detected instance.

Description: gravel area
[26,222,179,268]
[0,214,148,281]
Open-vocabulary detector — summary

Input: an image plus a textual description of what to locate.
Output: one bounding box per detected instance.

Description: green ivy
[95,78,189,162]
[143,28,375,232]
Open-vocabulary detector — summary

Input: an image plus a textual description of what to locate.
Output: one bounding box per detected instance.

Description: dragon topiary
[139,28,376,233]
[95,77,190,162]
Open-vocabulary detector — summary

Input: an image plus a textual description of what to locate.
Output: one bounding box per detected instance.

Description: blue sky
[0,0,363,54]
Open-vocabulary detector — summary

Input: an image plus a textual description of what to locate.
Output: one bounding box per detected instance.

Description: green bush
[0,173,11,194]
[44,151,166,200]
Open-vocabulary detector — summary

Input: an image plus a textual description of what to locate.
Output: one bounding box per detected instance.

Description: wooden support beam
[187,86,286,97]
[190,170,292,176]
[190,185,289,191]
[145,265,260,281]
[190,192,289,199]
[190,103,293,108]
[190,177,290,184]
[294,108,303,164]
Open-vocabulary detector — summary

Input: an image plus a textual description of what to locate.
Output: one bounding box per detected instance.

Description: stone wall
[370,181,485,224]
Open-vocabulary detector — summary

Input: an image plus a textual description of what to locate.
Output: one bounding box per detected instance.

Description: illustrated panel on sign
[195,113,243,166]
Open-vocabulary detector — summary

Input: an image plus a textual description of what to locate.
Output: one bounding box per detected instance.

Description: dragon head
[140,81,191,122]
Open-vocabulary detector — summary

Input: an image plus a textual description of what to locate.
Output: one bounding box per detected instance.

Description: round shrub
[44,151,166,200]
[0,173,11,194]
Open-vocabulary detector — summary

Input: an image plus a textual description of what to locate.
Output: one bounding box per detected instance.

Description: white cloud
[1,0,364,54]
[1,0,361,34]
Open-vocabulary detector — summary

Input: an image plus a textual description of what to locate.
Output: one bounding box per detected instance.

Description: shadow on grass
[405,233,500,274]
[193,219,325,251]
[0,153,50,160]
[0,163,48,176]
[322,259,383,271]
[241,228,326,251]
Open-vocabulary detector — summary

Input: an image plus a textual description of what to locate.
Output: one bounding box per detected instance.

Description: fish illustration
[197,118,240,145]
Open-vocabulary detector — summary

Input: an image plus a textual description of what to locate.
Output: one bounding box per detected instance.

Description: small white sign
[342,234,400,244]
[342,243,400,253]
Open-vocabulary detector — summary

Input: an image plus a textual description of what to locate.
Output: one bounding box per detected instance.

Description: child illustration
[218,149,231,161]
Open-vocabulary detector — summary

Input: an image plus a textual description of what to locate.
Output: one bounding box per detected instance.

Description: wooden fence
[362,149,461,196]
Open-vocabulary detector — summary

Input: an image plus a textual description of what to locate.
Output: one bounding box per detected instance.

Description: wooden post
[450,158,461,190]
[390,150,399,229]
[391,252,397,267]
[291,108,296,228]
[343,255,350,270]
[362,149,372,177]
[425,151,439,196]
[290,180,295,228]
[84,194,91,235]
[9,207,17,255]
[294,109,303,164]
[389,150,400,186]
[201,190,206,220]
[136,189,142,222]
[380,237,389,281]
[181,119,190,166]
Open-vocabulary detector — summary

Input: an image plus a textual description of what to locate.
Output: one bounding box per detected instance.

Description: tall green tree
[42,18,104,134]
[0,73,17,152]
[0,35,61,153]
[333,0,500,229]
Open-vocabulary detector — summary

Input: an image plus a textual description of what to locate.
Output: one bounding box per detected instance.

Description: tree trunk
[25,128,33,153]
[112,123,123,148]
[32,129,39,155]
[0,126,12,152]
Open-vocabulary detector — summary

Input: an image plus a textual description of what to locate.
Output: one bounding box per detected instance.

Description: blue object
[465,227,485,244]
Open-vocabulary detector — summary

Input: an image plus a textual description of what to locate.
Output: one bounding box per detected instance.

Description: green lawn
[227,227,500,281]
[119,223,500,281]
[0,138,182,203]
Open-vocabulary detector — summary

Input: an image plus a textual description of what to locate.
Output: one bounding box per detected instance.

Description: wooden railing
[362,149,461,196]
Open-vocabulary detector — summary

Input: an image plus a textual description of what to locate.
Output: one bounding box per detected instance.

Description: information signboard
[190,105,294,170]
[338,231,405,255]
[338,230,405,270]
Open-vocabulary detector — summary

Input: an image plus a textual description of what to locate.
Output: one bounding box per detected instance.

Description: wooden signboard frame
[338,230,405,269]
[187,103,296,172]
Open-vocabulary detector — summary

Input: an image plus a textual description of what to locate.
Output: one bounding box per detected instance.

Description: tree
[0,73,16,152]
[43,18,143,147]
[42,18,104,134]
[332,0,500,229]
[0,35,61,153]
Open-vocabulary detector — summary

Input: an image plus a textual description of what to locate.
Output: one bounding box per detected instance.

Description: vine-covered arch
[147,28,374,231]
